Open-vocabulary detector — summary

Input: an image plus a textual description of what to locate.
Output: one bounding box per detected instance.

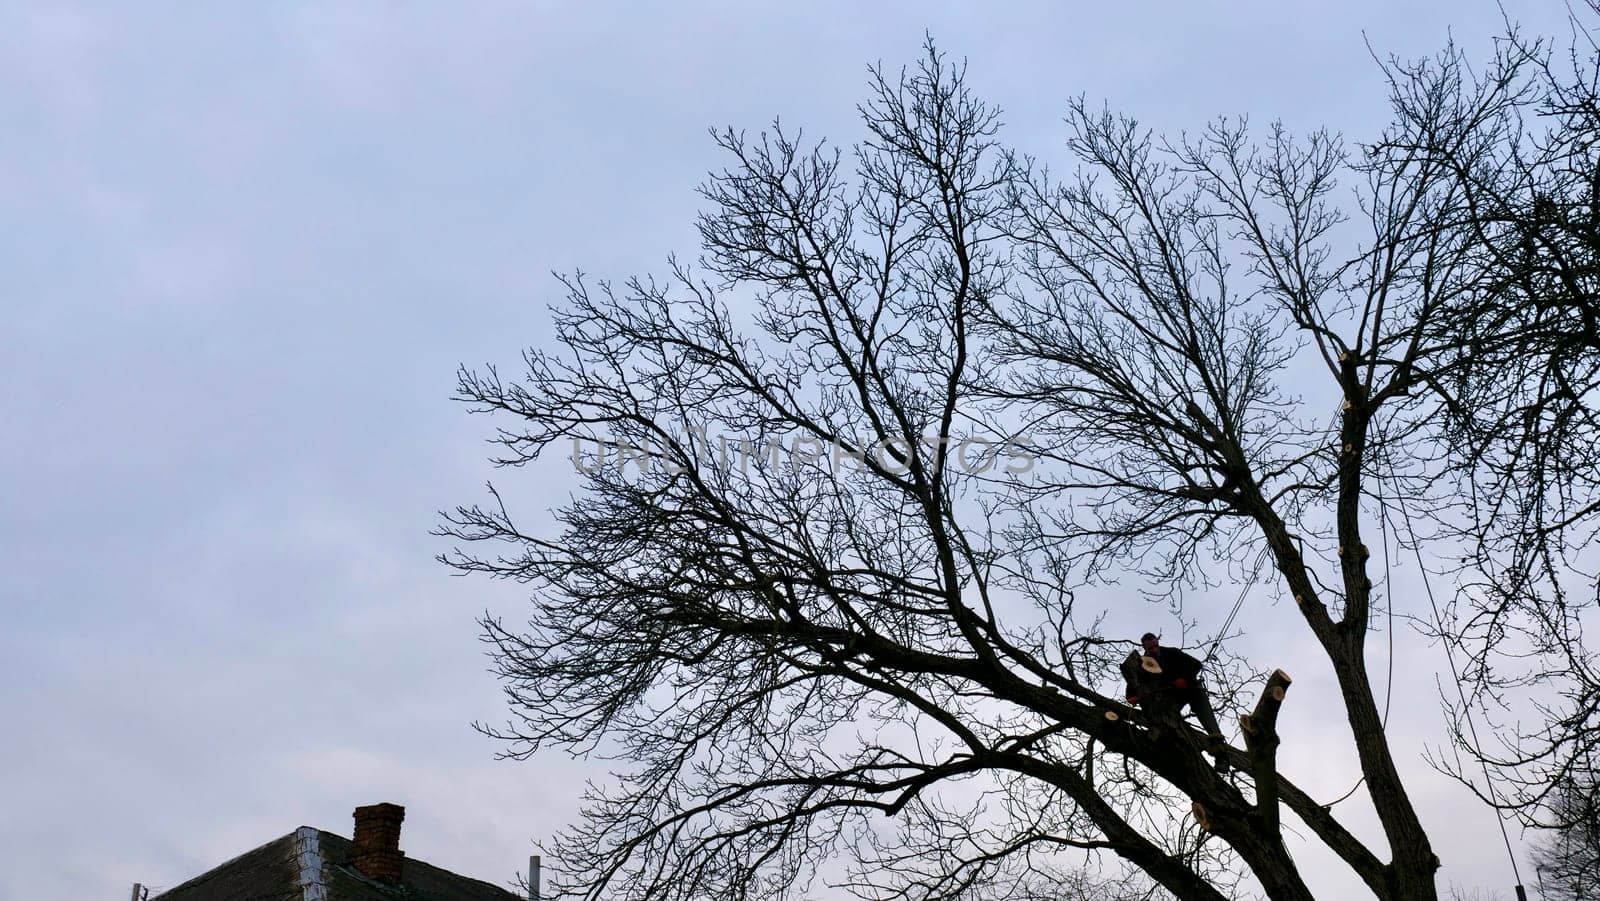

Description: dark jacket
[1150,646,1204,690]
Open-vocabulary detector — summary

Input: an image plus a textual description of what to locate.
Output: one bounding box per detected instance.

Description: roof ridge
[150,830,296,898]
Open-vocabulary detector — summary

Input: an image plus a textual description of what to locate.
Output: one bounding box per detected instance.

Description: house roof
[154,825,522,901]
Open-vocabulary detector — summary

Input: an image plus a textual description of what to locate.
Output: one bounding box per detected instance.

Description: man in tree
[1126,633,1229,773]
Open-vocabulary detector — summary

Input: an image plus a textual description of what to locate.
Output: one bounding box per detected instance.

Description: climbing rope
[1307,468,1525,896]
[1203,546,1268,664]
[1393,485,1527,895]
[1177,409,1523,896]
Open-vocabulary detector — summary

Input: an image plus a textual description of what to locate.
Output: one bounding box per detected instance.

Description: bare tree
[1363,12,1600,854]
[440,33,1589,900]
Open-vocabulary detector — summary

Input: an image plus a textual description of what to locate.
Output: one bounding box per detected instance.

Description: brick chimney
[350,802,406,884]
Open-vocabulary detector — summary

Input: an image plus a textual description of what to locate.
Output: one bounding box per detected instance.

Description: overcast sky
[0,2,1579,899]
